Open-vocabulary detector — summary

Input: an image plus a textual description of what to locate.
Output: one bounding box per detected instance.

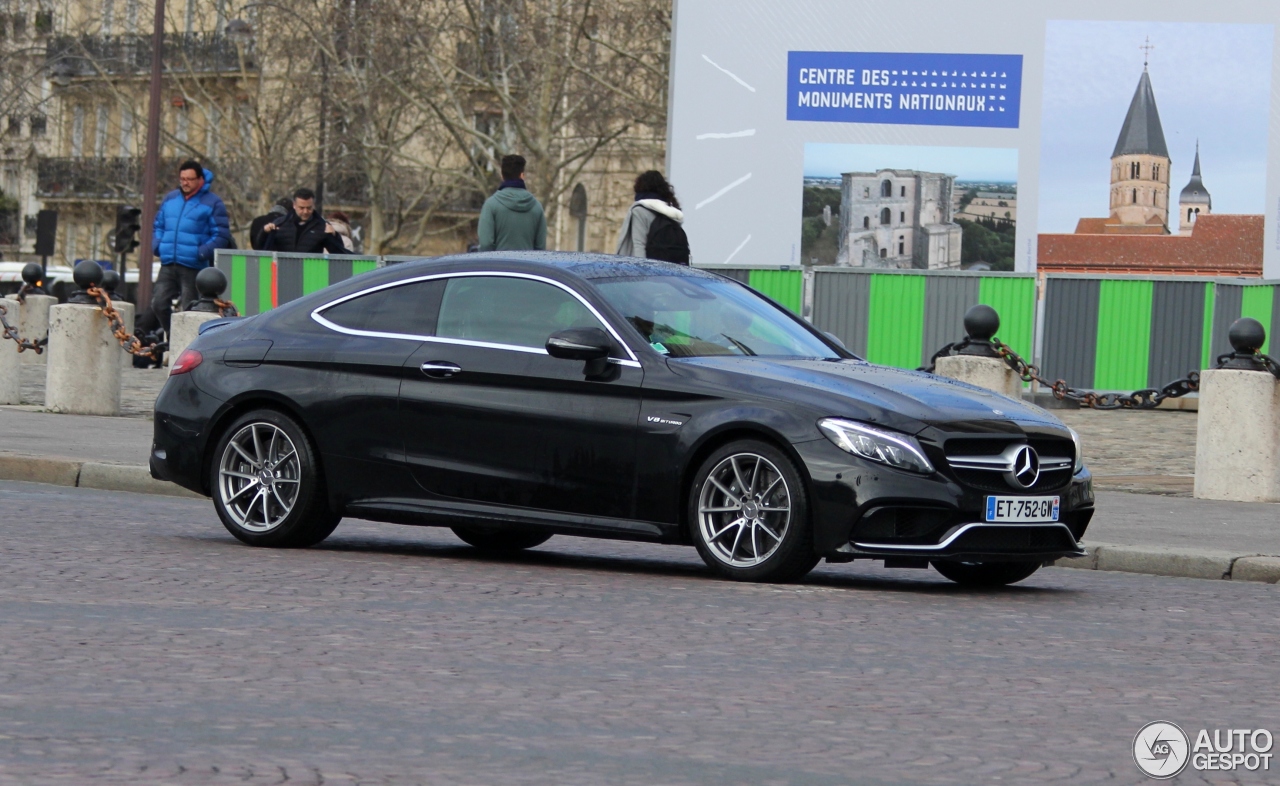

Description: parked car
[150,252,1094,585]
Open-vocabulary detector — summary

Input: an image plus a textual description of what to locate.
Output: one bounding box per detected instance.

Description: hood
[670,356,1065,435]
[637,198,684,224]
[199,168,213,195]
[492,188,539,212]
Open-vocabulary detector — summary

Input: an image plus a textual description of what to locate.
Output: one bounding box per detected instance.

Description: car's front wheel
[211,409,339,548]
[690,440,818,582]
[451,525,552,553]
[932,560,1040,587]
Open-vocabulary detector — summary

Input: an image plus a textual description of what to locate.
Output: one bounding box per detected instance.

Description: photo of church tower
[1037,25,1269,276]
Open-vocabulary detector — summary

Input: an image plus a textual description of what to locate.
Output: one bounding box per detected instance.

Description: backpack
[644,209,690,265]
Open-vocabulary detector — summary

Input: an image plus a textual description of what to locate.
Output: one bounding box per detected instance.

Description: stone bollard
[100,271,135,371]
[933,305,1022,398]
[0,297,21,404]
[5,264,56,366]
[45,262,121,416]
[1194,318,1280,502]
[169,267,232,362]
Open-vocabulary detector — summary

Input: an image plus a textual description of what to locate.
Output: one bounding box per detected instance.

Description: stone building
[837,168,962,269]
[1177,143,1211,236]
[1106,66,1171,233]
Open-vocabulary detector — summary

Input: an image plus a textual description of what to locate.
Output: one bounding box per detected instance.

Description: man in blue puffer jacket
[151,160,232,333]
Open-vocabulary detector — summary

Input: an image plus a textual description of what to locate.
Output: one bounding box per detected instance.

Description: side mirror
[824,331,847,350]
[546,327,614,377]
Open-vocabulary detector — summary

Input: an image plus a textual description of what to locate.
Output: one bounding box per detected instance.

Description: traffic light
[113,205,141,254]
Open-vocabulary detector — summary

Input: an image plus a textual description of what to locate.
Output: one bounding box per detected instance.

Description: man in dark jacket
[249,198,291,250]
[477,155,547,251]
[151,160,232,333]
[261,188,346,254]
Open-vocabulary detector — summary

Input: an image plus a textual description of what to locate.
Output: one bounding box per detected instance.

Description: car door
[398,273,645,520]
[297,277,445,502]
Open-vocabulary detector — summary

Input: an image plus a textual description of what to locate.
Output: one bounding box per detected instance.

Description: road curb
[0,454,204,499]
[1054,543,1279,584]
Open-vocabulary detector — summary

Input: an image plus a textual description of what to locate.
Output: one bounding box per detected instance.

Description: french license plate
[985,496,1060,523]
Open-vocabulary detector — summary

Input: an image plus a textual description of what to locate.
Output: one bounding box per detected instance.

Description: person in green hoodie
[477,154,548,251]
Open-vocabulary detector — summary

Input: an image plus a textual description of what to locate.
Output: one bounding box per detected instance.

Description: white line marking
[696,129,757,140]
[702,55,756,92]
[695,173,752,210]
[723,235,752,266]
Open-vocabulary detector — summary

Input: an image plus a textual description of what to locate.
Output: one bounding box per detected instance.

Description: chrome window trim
[310,270,642,367]
[852,522,1077,552]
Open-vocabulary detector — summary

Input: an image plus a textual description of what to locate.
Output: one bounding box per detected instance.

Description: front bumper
[795,437,1094,562]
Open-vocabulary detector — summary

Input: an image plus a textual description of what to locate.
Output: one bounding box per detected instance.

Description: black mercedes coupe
[151,253,1094,585]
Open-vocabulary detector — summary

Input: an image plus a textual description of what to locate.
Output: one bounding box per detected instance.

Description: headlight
[1069,426,1084,473]
[818,418,934,474]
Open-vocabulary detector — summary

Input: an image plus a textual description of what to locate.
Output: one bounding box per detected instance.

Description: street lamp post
[136,0,167,311]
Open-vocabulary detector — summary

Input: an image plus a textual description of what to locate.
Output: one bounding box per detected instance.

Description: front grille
[943,435,1074,494]
[850,506,959,546]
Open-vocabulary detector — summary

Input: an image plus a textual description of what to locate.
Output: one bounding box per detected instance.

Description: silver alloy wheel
[697,452,792,568]
[217,422,301,533]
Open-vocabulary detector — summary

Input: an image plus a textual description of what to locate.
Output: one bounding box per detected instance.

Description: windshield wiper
[720,333,757,356]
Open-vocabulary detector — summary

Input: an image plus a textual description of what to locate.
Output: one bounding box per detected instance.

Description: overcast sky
[804,143,1019,182]
[1038,20,1273,233]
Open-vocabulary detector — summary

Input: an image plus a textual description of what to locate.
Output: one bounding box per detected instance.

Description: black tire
[451,525,553,553]
[932,560,1041,587]
[210,408,340,548]
[689,439,819,583]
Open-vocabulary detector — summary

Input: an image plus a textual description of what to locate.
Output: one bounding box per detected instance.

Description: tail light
[170,348,203,375]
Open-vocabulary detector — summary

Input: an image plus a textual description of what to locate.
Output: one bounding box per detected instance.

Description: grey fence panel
[1148,280,1205,386]
[275,256,304,304]
[1041,278,1101,388]
[709,268,751,285]
[1211,284,1244,362]
[922,276,979,365]
[243,257,262,315]
[811,271,870,356]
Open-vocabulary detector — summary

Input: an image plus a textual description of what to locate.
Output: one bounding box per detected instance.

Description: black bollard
[1220,318,1269,371]
[100,270,125,301]
[20,263,47,295]
[67,260,104,305]
[187,267,228,313]
[955,304,1000,357]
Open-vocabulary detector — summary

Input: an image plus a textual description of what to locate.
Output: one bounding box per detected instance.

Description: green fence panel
[977,276,1035,358]
[229,255,247,314]
[1201,282,1215,370]
[1240,285,1274,355]
[866,274,925,368]
[1094,279,1153,390]
[301,258,330,295]
[352,259,379,277]
[259,261,273,313]
[747,269,803,314]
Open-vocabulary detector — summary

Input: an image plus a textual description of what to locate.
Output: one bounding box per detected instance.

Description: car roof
[394,251,730,283]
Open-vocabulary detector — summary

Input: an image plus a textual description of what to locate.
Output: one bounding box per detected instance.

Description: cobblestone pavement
[2,479,1277,785]
[1057,409,1198,496]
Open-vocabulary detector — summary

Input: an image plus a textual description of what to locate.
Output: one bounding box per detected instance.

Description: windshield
[594,275,841,359]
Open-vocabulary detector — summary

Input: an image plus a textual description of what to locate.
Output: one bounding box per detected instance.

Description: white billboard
[668,0,1280,277]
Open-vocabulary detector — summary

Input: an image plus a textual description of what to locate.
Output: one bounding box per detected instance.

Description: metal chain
[84,285,166,361]
[214,298,239,318]
[988,337,1204,410]
[0,300,46,354]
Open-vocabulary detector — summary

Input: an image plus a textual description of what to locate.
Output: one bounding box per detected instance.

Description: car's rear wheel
[690,440,818,582]
[211,409,339,548]
[451,525,553,553]
[932,560,1041,587]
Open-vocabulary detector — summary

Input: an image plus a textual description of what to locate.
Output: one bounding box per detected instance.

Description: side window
[436,276,608,351]
[320,279,445,336]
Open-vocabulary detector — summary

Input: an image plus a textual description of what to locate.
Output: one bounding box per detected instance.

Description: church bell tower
[1108,41,1171,233]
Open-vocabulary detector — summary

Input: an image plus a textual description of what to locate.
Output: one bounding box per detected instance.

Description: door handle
[420,361,462,379]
